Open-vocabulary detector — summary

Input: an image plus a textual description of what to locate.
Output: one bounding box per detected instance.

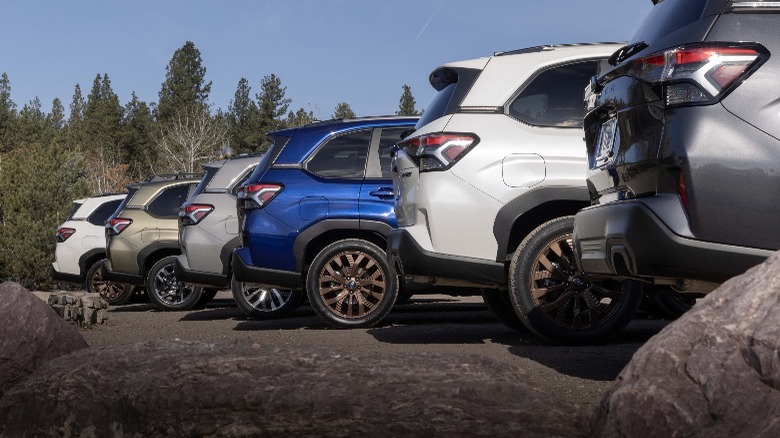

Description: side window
[378,128,411,179]
[87,199,122,226]
[147,185,190,218]
[307,130,371,179]
[508,60,598,128]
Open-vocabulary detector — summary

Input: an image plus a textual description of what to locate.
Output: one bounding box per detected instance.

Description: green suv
[102,174,207,310]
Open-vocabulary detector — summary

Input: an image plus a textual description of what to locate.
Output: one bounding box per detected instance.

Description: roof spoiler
[651,0,662,4]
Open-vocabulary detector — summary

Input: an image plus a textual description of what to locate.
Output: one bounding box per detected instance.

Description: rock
[0,340,585,437]
[0,282,88,398]
[591,251,780,437]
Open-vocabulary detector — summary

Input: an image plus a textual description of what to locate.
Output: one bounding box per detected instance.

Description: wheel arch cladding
[136,242,181,279]
[294,220,391,272]
[79,248,107,277]
[493,187,590,262]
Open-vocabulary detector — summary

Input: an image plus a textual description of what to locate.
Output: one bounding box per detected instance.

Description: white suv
[389,43,644,344]
[52,193,133,304]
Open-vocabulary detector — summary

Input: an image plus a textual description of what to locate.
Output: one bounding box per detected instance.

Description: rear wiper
[608,42,649,66]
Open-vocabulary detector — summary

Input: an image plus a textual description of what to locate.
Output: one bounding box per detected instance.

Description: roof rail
[143,172,203,183]
[494,42,626,57]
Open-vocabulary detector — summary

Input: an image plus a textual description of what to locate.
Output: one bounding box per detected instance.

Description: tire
[306,239,397,328]
[649,286,698,320]
[508,216,642,344]
[86,258,134,305]
[231,278,304,319]
[481,289,526,331]
[192,288,220,309]
[146,256,204,311]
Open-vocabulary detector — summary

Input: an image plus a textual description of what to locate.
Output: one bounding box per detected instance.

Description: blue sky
[0,0,652,119]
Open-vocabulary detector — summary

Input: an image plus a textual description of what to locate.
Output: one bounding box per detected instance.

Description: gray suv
[574,0,778,297]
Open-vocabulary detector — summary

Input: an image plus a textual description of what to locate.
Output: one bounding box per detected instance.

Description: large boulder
[0,340,585,437]
[592,251,780,437]
[0,282,88,398]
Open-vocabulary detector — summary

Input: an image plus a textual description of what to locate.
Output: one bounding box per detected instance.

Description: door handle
[368,187,394,199]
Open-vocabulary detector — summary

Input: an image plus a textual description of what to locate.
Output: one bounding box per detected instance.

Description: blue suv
[232,116,418,328]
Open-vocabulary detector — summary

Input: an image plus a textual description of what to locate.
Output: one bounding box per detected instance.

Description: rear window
[415,83,457,129]
[631,0,709,44]
[87,199,122,226]
[65,202,82,221]
[191,166,220,197]
[111,188,137,219]
[245,136,288,183]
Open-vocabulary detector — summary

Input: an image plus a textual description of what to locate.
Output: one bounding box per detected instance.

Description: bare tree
[85,147,131,195]
[157,110,227,174]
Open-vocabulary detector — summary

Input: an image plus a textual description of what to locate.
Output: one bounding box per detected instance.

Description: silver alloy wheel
[240,283,294,312]
[152,262,196,305]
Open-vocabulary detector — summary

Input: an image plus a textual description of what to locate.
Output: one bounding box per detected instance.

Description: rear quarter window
[87,199,122,226]
[508,60,598,128]
[147,185,191,218]
[306,130,371,179]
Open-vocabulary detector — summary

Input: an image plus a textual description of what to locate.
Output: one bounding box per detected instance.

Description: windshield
[631,0,709,44]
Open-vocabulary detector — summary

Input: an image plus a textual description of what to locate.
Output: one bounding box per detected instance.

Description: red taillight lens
[626,44,764,106]
[55,227,76,242]
[237,183,283,209]
[678,172,689,213]
[106,218,132,235]
[179,204,214,226]
[397,133,479,171]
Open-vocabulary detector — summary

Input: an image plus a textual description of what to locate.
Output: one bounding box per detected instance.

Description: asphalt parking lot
[80,290,670,412]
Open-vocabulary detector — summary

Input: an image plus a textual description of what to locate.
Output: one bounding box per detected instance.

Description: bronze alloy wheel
[90,268,125,301]
[85,258,134,305]
[317,249,386,319]
[528,233,624,329]
[509,216,642,344]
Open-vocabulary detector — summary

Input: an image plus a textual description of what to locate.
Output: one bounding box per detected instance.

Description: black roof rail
[494,42,627,57]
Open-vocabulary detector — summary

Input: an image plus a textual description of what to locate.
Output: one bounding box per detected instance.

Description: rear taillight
[55,227,76,242]
[396,133,479,171]
[179,204,214,226]
[626,43,766,107]
[106,218,132,236]
[237,183,283,209]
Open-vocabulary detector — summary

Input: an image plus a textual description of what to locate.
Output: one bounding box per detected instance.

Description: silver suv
[175,155,303,316]
[389,43,643,343]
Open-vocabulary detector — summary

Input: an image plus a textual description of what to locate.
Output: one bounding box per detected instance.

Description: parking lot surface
[80,291,669,412]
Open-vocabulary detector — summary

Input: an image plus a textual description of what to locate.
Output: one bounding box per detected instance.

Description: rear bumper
[101,260,144,286]
[174,255,229,289]
[573,199,772,283]
[387,228,505,286]
[231,248,302,289]
[50,265,84,284]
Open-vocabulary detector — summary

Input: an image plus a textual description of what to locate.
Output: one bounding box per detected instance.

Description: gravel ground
[80,290,670,413]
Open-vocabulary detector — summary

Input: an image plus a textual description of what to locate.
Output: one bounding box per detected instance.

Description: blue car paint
[236,117,417,279]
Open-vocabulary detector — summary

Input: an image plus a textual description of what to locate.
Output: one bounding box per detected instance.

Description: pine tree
[121,92,157,180]
[256,74,291,151]
[396,84,419,116]
[83,74,126,194]
[65,83,86,147]
[17,97,47,145]
[332,102,356,119]
[227,78,262,155]
[286,108,316,128]
[156,41,212,128]
[0,72,18,153]
[49,98,65,131]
